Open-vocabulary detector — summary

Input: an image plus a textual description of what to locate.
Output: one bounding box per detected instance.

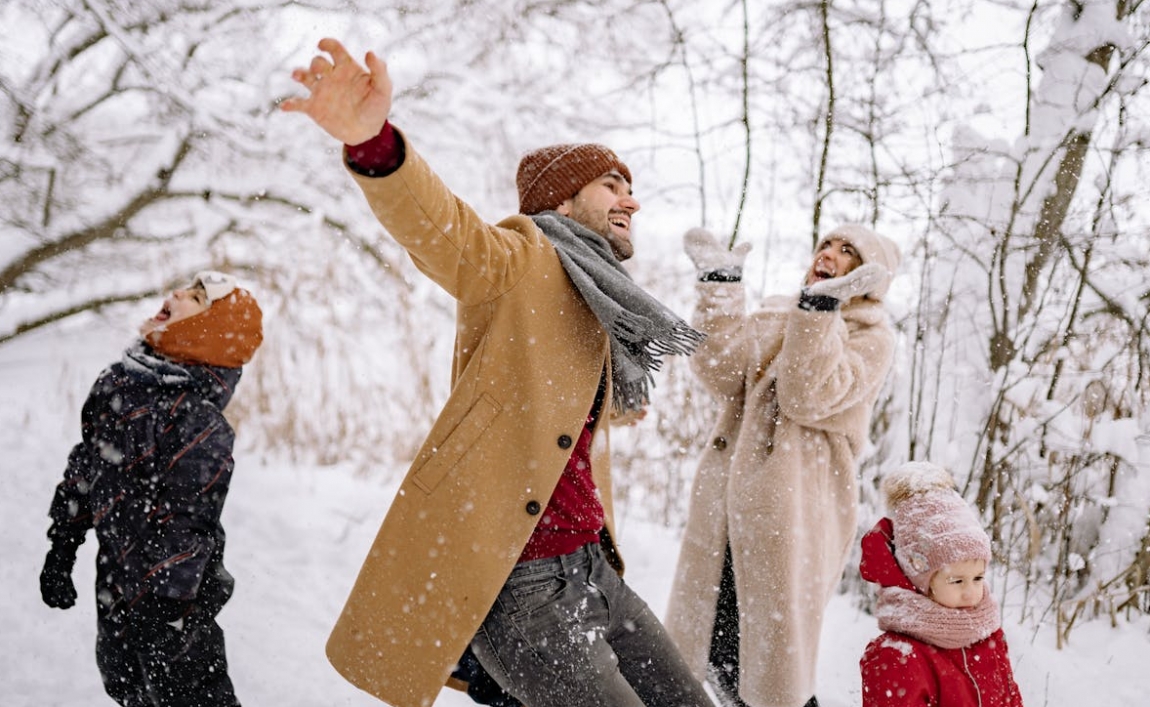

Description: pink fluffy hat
[881,461,992,592]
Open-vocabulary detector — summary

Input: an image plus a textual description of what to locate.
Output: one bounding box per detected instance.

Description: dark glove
[39,545,78,609]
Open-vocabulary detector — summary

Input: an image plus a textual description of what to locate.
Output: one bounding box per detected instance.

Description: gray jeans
[470,543,713,707]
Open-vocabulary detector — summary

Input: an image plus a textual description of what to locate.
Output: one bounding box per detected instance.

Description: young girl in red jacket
[858,461,1024,707]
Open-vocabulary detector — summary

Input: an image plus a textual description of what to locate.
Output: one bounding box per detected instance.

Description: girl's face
[140,282,210,337]
[928,559,987,609]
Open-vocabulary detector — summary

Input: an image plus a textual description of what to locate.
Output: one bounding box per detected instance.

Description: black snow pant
[708,545,748,707]
[708,545,820,707]
[452,644,524,707]
[95,593,240,707]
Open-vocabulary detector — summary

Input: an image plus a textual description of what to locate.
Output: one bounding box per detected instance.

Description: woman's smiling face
[804,237,863,287]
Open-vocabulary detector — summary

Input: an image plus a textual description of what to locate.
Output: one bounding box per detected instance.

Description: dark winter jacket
[858,519,1025,707]
[46,344,242,611]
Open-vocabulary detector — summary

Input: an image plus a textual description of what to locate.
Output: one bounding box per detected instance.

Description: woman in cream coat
[666,225,900,707]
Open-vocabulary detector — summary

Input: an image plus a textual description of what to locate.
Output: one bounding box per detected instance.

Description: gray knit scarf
[532,212,705,412]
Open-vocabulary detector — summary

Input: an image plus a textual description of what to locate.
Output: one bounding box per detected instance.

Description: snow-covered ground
[5,322,1149,706]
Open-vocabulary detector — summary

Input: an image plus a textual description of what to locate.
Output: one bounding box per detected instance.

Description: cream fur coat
[665,280,894,707]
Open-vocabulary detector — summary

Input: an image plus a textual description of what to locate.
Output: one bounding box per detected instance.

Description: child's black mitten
[39,544,78,609]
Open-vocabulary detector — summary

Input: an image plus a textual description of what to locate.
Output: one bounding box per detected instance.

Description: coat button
[712,436,728,450]
[525,500,542,515]
[557,434,573,449]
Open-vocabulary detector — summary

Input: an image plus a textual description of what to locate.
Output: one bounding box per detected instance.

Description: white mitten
[684,228,752,280]
[803,262,889,304]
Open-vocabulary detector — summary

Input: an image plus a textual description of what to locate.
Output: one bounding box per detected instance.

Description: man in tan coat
[282,38,712,707]
[665,225,900,707]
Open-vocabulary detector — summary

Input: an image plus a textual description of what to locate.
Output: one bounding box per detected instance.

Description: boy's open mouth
[153,302,172,322]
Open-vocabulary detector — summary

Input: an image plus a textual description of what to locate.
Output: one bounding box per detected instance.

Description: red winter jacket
[858,519,1025,707]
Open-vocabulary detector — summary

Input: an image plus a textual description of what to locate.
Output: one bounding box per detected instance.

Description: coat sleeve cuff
[798,290,840,311]
[699,267,743,282]
[344,122,406,177]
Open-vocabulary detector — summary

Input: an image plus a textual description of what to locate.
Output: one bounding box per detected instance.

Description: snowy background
[5,0,1150,705]
[4,304,1149,705]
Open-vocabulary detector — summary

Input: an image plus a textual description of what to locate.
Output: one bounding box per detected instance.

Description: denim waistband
[510,542,601,578]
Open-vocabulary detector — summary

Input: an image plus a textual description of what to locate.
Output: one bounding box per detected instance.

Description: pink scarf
[875,585,1001,650]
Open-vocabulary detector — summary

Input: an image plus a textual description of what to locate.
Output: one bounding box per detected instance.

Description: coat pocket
[412,393,502,494]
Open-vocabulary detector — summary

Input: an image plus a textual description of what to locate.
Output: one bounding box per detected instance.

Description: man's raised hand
[281,38,393,146]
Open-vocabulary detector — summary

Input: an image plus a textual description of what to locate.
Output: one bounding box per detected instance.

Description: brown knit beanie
[147,272,263,369]
[882,461,993,592]
[516,143,632,215]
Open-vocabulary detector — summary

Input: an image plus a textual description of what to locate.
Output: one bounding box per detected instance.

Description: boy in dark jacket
[39,271,263,707]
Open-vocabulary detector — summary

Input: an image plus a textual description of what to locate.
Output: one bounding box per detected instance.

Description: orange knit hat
[147,272,263,368]
[516,143,632,215]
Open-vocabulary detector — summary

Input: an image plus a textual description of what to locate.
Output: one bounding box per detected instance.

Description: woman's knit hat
[818,224,901,300]
[516,143,632,215]
[882,461,992,592]
[147,271,263,369]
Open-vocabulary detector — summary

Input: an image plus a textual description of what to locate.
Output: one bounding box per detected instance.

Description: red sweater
[346,125,605,562]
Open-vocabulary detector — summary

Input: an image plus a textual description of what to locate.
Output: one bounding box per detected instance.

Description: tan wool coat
[665,280,894,707]
[325,135,624,707]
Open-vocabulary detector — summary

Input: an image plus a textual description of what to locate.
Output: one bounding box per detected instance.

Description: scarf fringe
[612,377,653,412]
[612,310,706,352]
[533,213,704,412]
